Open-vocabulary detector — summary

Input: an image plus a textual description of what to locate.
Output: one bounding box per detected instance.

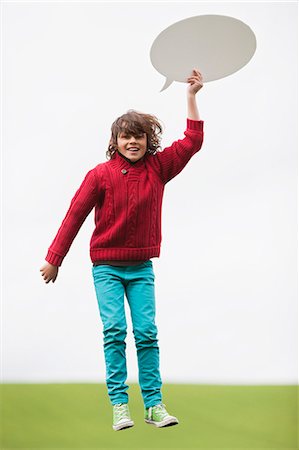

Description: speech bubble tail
[160,78,173,92]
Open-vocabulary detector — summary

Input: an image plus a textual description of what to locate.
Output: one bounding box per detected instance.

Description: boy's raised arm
[187,69,203,120]
[152,69,204,184]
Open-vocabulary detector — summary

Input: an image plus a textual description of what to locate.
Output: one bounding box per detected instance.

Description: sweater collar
[110,150,147,170]
[116,150,139,165]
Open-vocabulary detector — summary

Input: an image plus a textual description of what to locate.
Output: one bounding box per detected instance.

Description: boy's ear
[108,137,117,152]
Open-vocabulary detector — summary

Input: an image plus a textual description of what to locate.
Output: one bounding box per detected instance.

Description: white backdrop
[2,1,298,383]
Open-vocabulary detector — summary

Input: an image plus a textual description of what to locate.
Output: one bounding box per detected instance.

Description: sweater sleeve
[45,168,99,266]
[153,119,204,184]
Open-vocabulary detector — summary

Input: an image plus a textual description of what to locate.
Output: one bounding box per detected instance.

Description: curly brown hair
[106,109,163,160]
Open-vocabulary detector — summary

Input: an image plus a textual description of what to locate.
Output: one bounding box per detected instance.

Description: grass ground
[0,383,297,449]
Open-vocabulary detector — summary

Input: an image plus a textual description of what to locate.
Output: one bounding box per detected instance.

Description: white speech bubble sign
[150,15,257,91]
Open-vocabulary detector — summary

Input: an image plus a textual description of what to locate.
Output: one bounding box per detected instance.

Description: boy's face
[116,130,147,162]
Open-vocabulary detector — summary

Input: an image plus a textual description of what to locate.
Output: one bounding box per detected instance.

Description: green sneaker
[145,403,179,428]
[112,403,134,431]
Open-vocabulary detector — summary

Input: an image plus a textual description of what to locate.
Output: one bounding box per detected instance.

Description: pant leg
[124,261,162,408]
[92,265,129,405]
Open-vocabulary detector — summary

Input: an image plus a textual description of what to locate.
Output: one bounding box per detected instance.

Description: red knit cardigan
[45,118,204,266]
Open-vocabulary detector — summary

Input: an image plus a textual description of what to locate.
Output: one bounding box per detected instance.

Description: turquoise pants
[92,260,162,408]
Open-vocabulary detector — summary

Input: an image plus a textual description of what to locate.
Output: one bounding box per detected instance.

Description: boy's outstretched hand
[187,69,203,95]
[40,263,59,283]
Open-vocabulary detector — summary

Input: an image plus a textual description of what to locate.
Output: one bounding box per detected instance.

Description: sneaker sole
[113,420,134,431]
[145,417,179,428]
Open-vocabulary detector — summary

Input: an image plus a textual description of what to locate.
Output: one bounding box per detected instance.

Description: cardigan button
[121,169,128,174]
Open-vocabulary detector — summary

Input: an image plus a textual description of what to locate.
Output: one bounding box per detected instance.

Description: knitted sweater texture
[45,119,204,266]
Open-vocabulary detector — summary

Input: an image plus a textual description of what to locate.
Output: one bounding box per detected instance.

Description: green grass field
[1,383,297,449]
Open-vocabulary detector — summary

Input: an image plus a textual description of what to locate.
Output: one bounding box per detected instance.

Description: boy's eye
[121,134,144,139]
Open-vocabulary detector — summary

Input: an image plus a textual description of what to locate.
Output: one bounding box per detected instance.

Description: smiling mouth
[128,148,140,152]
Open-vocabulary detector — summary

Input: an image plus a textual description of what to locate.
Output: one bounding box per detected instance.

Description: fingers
[187,69,204,94]
[187,69,203,84]
[193,68,202,77]
[40,267,56,284]
[42,273,51,283]
[188,72,202,79]
[187,78,199,84]
[187,77,203,87]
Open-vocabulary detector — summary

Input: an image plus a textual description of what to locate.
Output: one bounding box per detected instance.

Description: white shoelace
[114,403,130,421]
[148,403,168,420]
